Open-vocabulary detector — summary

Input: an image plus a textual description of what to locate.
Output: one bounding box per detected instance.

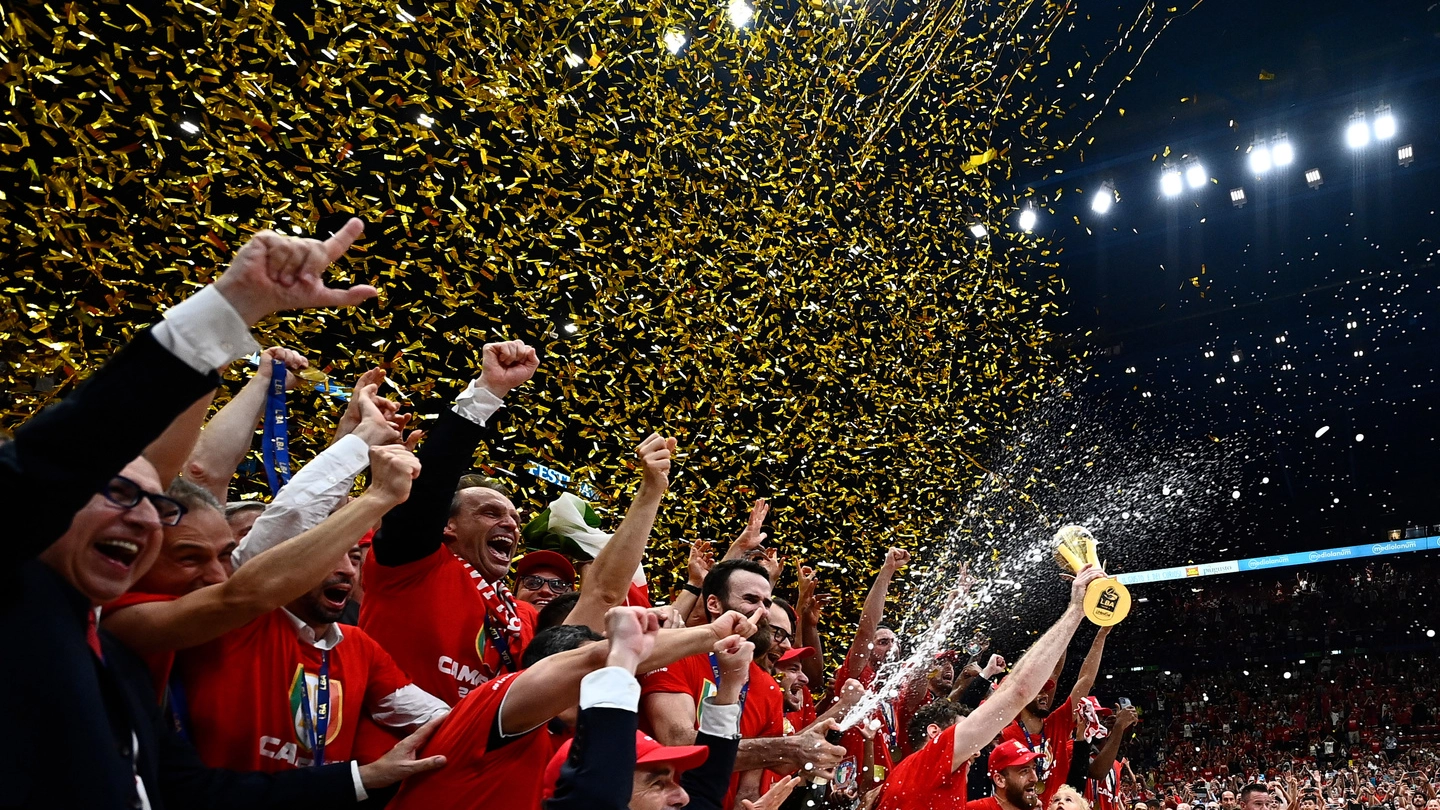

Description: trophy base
[1083,578,1131,626]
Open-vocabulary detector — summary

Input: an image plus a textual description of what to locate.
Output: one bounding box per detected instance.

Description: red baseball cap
[543,731,710,800]
[357,529,376,548]
[778,646,816,665]
[514,550,577,583]
[989,739,1043,774]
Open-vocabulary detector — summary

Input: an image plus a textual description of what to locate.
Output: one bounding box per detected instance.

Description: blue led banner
[1114,536,1440,586]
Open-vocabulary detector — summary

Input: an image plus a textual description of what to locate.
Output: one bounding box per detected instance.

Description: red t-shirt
[1001,697,1073,807]
[894,681,937,759]
[360,546,538,705]
[968,798,1003,810]
[832,661,894,781]
[101,591,179,700]
[875,723,968,810]
[173,610,413,771]
[1087,757,1125,810]
[641,654,786,808]
[625,581,652,608]
[388,672,553,810]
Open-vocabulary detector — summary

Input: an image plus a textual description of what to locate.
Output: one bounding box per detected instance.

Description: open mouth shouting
[93,535,144,573]
[319,581,353,612]
[484,530,516,570]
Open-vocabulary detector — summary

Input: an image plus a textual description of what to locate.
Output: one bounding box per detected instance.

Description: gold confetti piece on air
[0,0,1193,656]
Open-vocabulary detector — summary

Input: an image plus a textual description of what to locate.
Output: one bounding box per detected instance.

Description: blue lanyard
[1017,719,1049,778]
[261,358,292,495]
[708,653,749,713]
[298,650,331,766]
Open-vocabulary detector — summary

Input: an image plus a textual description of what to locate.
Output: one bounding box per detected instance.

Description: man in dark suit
[0,220,446,809]
[542,607,802,810]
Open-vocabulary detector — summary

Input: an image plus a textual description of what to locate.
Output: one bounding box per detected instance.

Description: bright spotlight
[1373,105,1396,140]
[1398,144,1414,167]
[1249,144,1272,174]
[1345,112,1370,149]
[1305,168,1323,189]
[1018,208,1038,232]
[563,51,584,68]
[1185,162,1207,189]
[1160,169,1183,198]
[727,0,754,28]
[663,29,688,54]
[1229,187,1247,208]
[968,222,989,238]
[1091,182,1115,214]
[1271,136,1294,166]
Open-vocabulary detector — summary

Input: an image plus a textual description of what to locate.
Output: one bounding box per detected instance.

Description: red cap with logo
[514,550,577,582]
[543,731,710,800]
[988,739,1043,774]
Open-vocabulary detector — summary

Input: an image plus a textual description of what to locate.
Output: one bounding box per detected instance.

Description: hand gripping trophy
[1053,525,1131,626]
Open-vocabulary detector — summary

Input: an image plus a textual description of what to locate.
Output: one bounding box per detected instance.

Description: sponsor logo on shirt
[288,666,344,753]
[439,654,493,698]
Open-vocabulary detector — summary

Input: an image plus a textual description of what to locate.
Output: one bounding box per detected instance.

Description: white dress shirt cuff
[698,698,742,739]
[349,761,368,802]
[450,381,505,427]
[579,667,641,713]
[151,285,260,374]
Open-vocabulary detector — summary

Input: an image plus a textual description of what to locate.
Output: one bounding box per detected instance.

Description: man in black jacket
[543,606,802,810]
[0,220,443,809]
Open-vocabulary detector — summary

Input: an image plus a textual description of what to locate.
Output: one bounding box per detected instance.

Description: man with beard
[641,559,846,809]
[776,647,816,733]
[171,530,450,773]
[965,741,1044,810]
[1000,625,1111,810]
[1221,790,1239,810]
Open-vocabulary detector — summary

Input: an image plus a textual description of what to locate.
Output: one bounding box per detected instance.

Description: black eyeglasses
[519,575,573,594]
[769,626,794,646]
[100,475,188,527]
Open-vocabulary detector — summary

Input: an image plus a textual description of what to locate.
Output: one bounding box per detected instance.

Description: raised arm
[371,340,537,568]
[795,565,829,689]
[670,539,715,622]
[948,566,1104,772]
[722,499,769,562]
[1,219,373,570]
[182,347,308,502]
[1090,705,1138,779]
[1068,625,1111,706]
[566,433,677,631]
[103,441,414,654]
[843,547,909,678]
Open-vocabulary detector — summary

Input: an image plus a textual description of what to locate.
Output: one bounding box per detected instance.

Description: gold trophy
[1053,525,1130,626]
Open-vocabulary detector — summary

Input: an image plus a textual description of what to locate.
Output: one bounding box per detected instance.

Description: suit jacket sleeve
[372,405,501,567]
[545,706,637,810]
[680,731,740,810]
[155,707,359,810]
[1066,739,1092,791]
[956,674,992,710]
[0,329,218,571]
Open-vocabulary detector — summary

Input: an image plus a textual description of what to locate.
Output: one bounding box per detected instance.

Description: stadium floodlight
[1091,181,1115,214]
[728,0,754,28]
[1018,207,1038,232]
[663,29,688,54]
[1305,168,1323,189]
[1398,144,1414,167]
[1249,142,1272,174]
[1229,187,1247,208]
[1184,160,1207,189]
[1373,104,1396,140]
[1271,133,1294,166]
[968,222,988,238]
[1160,168,1183,198]
[1345,111,1370,149]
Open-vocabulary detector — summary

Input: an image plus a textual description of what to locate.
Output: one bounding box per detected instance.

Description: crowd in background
[3,222,1438,810]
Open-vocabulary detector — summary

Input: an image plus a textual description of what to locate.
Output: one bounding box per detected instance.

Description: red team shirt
[388,672,554,810]
[360,547,538,706]
[172,610,414,771]
[875,723,968,810]
[1001,696,1074,808]
[641,654,786,809]
[831,662,895,780]
[1087,757,1126,810]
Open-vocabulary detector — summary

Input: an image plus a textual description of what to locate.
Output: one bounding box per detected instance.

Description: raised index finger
[324,217,365,262]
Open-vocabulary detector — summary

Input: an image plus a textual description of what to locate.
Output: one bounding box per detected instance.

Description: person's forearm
[798,607,825,687]
[636,626,719,673]
[231,434,369,569]
[1070,627,1109,703]
[566,484,664,631]
[951,673,992,709]
[671,589,700,621]
[225,492,396,614]
[184,375,268,501]
[952,605,1084,761]
[374,406,483,567]
[1091,723,1127,778]
[733,735,807,772]
[846,568,894,672]
[145,393,217,487]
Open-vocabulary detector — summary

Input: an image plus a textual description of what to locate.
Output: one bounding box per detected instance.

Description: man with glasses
[514,550,577,611]
[1,220,447,809]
